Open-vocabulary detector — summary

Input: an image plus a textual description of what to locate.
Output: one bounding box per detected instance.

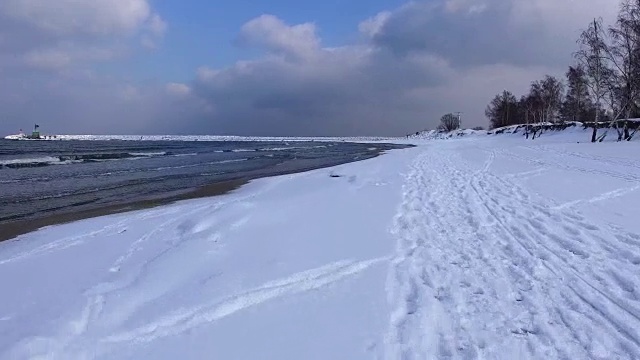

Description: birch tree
[576,18,611,142]
[561,65,595,123]
[540,75,565,123]
[606,0,640,140]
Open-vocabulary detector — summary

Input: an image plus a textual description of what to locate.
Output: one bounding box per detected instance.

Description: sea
[0,139,406,224]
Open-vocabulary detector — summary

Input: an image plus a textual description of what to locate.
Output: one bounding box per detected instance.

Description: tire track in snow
[504,167,549,179]
[553,184,640,210]
[495,147,640,183]
[102,257,388,345]
[469,148,640,358]
[386,148,534,359]
[527,145,640,171]
[8,256,388,359]
[79,201,252,334]
[386,144,640,359]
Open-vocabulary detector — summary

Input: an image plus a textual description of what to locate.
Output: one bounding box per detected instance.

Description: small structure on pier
[30,124,41,139]
[5,124,58,140]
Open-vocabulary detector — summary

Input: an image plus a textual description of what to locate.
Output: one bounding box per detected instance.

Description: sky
[0,0,621,136]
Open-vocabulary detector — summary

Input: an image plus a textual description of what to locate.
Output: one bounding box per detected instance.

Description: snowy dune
[2,130,640,359]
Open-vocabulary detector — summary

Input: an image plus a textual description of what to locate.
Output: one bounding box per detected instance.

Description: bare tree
[576,18,611,142]
[485,91,519,129]
[540,75,565,122]
[596,81,632,141]
[561,65,596,122]
[520,95,534,138]
[439,113,461,132]
[605,0,640,140]
[528,81,548,124]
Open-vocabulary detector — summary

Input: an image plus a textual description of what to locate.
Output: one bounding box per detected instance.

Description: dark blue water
[0,139,405,223]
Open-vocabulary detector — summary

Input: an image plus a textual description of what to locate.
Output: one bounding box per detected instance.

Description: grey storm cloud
[371,2,536,66]
[184,0,617,136]
[188,32,457,136]
[0,0,621,136]
[370,0,618,69]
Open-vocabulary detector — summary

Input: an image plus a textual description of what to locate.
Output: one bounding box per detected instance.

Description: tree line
[485,0,640,142]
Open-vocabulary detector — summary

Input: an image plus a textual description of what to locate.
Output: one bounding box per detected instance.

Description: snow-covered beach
[2,129,640,359]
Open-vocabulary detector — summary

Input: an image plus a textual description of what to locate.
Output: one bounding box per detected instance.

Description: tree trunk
[628,125,638,141]
[591,109,599,143]
[618,109,631,141]
[624,121,630,140]
[524,112,528,138]
[616,121,623,141]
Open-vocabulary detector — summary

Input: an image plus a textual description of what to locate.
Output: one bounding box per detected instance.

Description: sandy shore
[0,179,246,242]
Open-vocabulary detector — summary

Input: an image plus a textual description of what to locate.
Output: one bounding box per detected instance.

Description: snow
[3,134,25,140]
[2,127,640,359]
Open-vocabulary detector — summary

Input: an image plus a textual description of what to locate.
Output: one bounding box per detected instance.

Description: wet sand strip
[0,179,246,243]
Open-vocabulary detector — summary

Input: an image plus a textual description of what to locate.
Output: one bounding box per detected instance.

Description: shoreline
[0,145,411,242]
[0,179,247,243]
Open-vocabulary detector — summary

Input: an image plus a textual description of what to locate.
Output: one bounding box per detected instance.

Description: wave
[259,147,299,151]
[58,151,169,162]
[85,158,252,174]
[216,158,249,164]
[259,145,328,151]
[128,151,167,157]
[211,145,328,153]
[0,156,64,169]
[0,151,172,169]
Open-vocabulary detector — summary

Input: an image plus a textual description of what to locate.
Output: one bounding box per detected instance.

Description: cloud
[196,67,220,81]
[23,49,73,71]
[370,0,618,68]
[0,0,624,137]
[166,83,192,96]
[148,13,168,37]
[141,14,167,48]
[0,71,210,136]
[188,40,461,136]
[238,14,320,61]
[181,0,620,136]
[358,11,391,38]
[0,0,165,71]
[1,0,153,35]
[0,0,175,136]
[24,45,120,70]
